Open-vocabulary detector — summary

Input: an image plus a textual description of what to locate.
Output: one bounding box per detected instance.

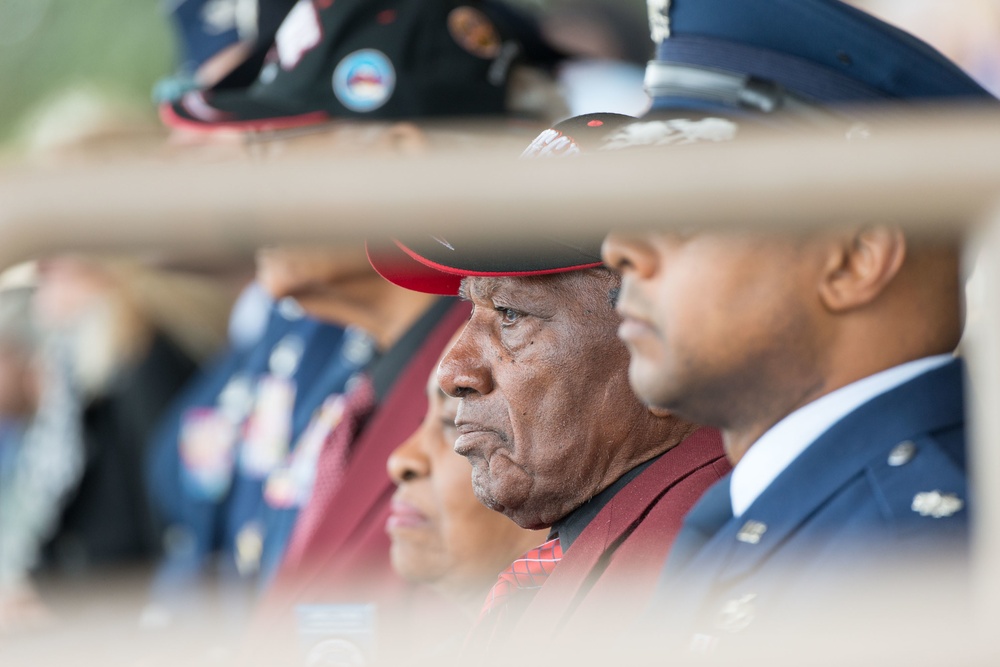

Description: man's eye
[496,307,521,325]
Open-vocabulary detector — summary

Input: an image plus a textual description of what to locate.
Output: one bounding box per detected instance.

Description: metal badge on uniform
[736,520,767,544]
[887,440,917,466]
[296,604,377,667]
[269,334,305,379]
[218,371,255,423]
[235,521,264,576]
[179,407,238,501]
[520,129,582,158]
[263,467,298,510]
[240,374,296,479]
[277,296,306,321]
[332,49,396,113]
[447,7,502,59]
[714,593,757,633]
[264,393,347,509]
[341,327,376,367]
[912,490,964,518]
[648,0,673,44]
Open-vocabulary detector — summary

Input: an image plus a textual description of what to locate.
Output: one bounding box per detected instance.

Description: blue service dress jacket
[656,358,968,650]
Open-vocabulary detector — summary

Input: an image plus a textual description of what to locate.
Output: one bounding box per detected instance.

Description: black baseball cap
[161,0,563,132]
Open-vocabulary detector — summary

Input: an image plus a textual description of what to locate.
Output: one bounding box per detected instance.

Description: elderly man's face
[437,271,655,529]
[601,231,826,429]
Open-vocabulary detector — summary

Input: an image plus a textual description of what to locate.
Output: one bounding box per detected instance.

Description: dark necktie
[281,374,377,569]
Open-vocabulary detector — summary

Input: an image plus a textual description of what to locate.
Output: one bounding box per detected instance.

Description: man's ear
[818,226,907,312]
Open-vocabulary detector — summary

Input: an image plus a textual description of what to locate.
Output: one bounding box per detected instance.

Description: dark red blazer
[255,300,471,631]
[511,427,730,643]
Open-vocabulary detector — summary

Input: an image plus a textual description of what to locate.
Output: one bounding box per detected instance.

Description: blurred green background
[0,0,174,148]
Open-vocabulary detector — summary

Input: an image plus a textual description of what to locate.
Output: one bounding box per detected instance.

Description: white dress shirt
[730,354,955,518]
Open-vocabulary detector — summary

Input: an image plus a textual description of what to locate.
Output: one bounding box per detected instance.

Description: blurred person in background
[385,331,548,653]
[0,257,232,632]
[0,278,61,632]
[32,257,230,575]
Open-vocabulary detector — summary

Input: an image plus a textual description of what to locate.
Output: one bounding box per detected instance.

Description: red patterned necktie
[478,537,564,622]
[281,374,377,569]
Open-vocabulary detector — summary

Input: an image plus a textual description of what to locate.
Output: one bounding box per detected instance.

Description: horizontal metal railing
[0,104,998,664]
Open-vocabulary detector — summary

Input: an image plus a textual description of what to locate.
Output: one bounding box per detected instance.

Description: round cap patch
[447,7,501,59]
[332,49,396,112]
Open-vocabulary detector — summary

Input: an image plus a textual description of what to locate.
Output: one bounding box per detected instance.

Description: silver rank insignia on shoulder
[912,491,964,518]
[648,0,672,43]
[887,440,917,466]
[715,594,757,633]
[736,520,767,544]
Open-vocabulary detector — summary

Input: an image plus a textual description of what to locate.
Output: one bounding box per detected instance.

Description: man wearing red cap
[366,170,730,651]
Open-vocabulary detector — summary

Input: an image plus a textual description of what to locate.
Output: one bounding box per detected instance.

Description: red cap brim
[160,91,331,134]
[366,240,464,295]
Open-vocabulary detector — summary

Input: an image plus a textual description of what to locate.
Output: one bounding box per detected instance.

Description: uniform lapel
[693,359,965,586]
[522,427,726,635]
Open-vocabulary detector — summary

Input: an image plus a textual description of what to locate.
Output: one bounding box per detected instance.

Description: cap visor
[161,89,330,133]
[366,240,464,296]
[366,236,604,295]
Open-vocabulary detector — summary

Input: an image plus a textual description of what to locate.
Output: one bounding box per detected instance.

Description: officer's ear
[817,225,907,313]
